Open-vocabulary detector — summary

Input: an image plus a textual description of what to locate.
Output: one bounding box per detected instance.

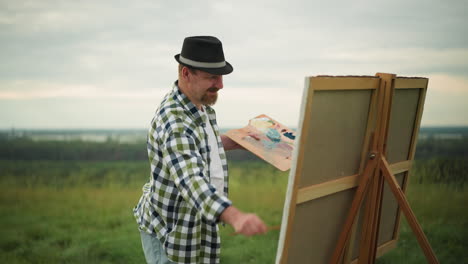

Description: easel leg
[329,156,378,264]
[357,168,385,264]
[357,175,378,264]
[380,157,439,264]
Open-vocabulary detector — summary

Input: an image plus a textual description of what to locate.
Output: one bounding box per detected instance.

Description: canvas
[275,74,434,264]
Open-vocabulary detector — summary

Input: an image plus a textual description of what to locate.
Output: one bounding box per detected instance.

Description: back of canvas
[276,75,428,264]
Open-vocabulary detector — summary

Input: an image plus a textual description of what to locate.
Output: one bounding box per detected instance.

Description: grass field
[0,160,466,263]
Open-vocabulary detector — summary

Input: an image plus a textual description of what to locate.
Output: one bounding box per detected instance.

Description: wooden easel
[329,73,439,264]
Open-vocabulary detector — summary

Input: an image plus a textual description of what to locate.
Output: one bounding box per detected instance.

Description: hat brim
[175,54,233,75]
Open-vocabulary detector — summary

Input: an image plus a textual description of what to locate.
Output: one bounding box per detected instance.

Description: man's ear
[181,66,191,81]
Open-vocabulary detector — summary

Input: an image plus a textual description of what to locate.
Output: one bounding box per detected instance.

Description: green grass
[0,187,145,263]
[0,160,288,264]
[219,163,288,263]
[0,160,466,263]
[377,182,468,264]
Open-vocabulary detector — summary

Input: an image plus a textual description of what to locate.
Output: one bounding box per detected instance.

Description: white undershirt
[202,108,225,195]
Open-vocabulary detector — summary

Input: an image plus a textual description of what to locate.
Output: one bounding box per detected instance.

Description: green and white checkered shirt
[134,82,231,264]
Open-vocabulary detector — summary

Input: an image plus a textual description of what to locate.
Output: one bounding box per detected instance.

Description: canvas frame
[275,73,435,264]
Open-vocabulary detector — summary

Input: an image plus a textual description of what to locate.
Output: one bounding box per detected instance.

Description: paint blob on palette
[225,114,296,171]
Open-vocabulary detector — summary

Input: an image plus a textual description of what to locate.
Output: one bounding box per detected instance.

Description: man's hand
[220,206,267,236]
[221,135,245,151]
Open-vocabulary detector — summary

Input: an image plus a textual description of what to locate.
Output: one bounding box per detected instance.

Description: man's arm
[220,135,267,235]
[163,133,232,224]
[220,205,267,236]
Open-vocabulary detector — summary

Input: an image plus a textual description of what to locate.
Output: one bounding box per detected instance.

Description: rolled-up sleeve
[162,132,231,224]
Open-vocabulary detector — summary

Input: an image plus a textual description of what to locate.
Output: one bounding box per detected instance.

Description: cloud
[0,80,167,100]
[1,0,467,128]
[428,74,468,93]
[420,74,468,126]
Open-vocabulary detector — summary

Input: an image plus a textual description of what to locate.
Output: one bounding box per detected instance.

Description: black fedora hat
[174,36,233,75]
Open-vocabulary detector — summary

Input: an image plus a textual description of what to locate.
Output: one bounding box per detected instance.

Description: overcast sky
[1,0,467,129]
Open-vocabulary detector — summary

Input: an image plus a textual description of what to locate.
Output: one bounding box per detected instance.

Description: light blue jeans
[140,230,173,264]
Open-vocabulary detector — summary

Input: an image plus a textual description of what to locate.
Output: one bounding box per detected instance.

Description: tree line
[1,134,467,187]
[0,137,147,161]
[1,134,467,161]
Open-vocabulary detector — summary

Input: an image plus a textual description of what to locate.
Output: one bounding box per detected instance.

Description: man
[134,36,267,264]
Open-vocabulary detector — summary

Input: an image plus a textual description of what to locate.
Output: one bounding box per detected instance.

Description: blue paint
[266,128,281,142]
[283,132,296,140]
[262,140,277,149]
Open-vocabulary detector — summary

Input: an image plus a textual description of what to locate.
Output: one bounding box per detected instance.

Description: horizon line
[2,125,468,131]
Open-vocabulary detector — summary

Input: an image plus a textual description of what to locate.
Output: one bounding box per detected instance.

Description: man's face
[188,70,224,107]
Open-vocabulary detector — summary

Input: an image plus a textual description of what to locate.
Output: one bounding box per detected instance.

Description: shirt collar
[172,81,206,126]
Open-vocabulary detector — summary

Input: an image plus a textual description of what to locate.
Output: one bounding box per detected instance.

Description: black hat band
[179,55,226,68]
